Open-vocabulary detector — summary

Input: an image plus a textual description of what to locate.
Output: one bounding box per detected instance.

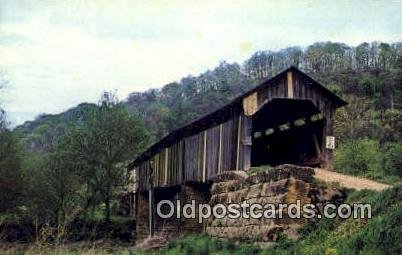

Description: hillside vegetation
[0,41,401,252]
[145,185,402,255]
[2,185,401,254]
[14,41,402,181]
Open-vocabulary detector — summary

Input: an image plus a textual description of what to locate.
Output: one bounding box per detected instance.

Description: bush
[382,143,402,178]
[165,235,260,255]
[334,139,402,182]
[334,139,381,176]
[337,186,402,254]
[261,185,402,255]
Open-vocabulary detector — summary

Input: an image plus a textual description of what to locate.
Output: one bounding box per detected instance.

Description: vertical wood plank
[164,148,168,186]
[236,115,242,170]
[218,123,223,174]
[202,130,207,182]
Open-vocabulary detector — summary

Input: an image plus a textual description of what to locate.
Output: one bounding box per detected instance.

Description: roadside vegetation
[1,185,400,254]
[0,41,401,253]
[145,185,402,255]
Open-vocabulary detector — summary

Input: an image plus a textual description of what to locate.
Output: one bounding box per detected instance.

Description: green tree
[63,92,150,221]
[0,117,23,213]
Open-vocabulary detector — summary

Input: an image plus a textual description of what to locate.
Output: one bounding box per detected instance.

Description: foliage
[248,165,273,175]
[0,105,24,214]
[260,185,402,255]
[382,143,402,178]
[162,234,260,255]
[14,41,402,148]
[54,92,150,222]
[1,40,401,250]
[22,186,398,254]
[1,92,150,239]
[334,139,381,175]
[334,139,402,182]
[0,128,23,213]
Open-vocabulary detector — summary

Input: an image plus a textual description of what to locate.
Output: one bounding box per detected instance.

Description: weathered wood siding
[134,68,344,191]
[257,71,335,115]
[255,71,336,168]
[137,114,251,191]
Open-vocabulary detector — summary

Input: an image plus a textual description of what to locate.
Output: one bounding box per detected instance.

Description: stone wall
[136,164,342,244]
[135,192,150,241]
[206,164,315,242]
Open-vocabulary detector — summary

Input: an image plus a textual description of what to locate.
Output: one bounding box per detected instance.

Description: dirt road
[314,168,391,191]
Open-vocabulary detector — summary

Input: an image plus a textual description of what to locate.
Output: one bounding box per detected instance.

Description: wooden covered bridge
[129,66,346,192]
[128,66,347,240]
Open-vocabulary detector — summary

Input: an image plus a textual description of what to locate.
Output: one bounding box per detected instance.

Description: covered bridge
[129,66,346,192]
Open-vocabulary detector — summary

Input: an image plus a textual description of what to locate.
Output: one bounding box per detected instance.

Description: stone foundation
[206,164,315,242]
[135,164,342,243]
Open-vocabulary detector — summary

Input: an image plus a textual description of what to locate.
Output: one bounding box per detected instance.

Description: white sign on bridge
[326,136,335,149]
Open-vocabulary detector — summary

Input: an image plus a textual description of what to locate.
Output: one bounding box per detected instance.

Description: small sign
[326,136,335,149]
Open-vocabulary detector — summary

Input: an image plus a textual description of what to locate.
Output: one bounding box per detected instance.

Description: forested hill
[14,41,402,152]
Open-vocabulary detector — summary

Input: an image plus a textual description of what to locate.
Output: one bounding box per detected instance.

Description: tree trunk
[105,182,111,223]
[105,198,110,222]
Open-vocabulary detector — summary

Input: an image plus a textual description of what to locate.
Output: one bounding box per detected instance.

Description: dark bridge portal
[251,98,324,167]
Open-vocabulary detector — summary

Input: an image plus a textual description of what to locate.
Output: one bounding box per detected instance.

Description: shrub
[334,139,402,183]
[165,235,260,255]
[334,139,381,176]
[382,143,402,178]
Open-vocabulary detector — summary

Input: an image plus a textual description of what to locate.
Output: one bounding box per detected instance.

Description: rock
[246,184,263,199]
[211,180,243,194]
[205,164,317,243]
[246,164,314,185]
[260,223,283,242]
[261,179,288,196]
[212,171,248,183]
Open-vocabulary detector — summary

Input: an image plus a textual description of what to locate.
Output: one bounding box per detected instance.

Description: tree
[0,72,24,213]
[0,120,23,212]
[63,92,150,221]
[46,146,83,225]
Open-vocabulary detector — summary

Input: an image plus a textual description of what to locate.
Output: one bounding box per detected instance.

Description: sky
[0,0,401,126]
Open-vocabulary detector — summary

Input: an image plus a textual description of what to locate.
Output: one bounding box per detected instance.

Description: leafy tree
[382,143,402,178]
[0,75,24,213]
[62,92,150,221]
[0,120,23,213]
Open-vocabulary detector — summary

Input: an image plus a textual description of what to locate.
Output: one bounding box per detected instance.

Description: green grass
[2,186,401,254]
[261,185,402,255]
[248,165,273,175]
[334,139,402,185]
[138,185,402,255]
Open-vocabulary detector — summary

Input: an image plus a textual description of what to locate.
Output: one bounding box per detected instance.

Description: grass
[138,185,402,255]
[2,186,401,254]
[247,165,273,175]
[261,185,402,255]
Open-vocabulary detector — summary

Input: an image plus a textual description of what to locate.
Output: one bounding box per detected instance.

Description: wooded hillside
[0,41,400,248]
[15,41,402,149]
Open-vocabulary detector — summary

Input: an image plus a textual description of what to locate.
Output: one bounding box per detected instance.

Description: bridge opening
[251,98,324,167]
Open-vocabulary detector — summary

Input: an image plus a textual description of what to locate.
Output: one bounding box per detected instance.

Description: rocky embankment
[206,164,344,243]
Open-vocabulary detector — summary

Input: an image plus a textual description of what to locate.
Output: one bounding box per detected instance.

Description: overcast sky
[0,0,401,126]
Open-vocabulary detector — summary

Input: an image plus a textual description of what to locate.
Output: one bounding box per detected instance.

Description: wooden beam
[242,92,258,116]
[182,139,186,183]
[164,148,168,185]
[236,115,242,170]
[202,130,207,182]
[148,162,154,237]
[218,123,223,174]
[287,71,294,98]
